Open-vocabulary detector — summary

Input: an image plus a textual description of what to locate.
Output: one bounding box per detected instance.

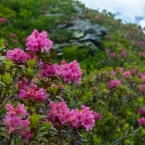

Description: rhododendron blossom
[138,40,144,46]
[109,53,116,58]
[18,84,46,102]
[18,78,46,102]
[39,63,60,78]
[122,71,131,78]
[118,67,124,72]
[3,103,30,135]
[6,48,29,63]
[138,117,145,126]
[10,33,16,38]
[140,84,145,93]
[95,15,101,21]
[110,70,116,76]
[47,100,101,131]
[108,79,121,90]
[138,107,145,115]
[120,51,127,57]
[0,17,6,23]
[26,29,53,52]
[58,60,82,84]
[139,73,145,82]
[12,39,18,43]
[129,68,136,76]
[139,52,145,57]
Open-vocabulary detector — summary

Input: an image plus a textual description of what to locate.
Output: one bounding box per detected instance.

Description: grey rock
[46,13,63,17]
[79,34,98,44]
[57,24,67,29]
[72,31,84,38]
[47,2,108,54]
[72,3,85,17]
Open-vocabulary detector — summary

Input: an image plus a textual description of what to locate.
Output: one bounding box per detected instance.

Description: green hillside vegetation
[1,0,145,144]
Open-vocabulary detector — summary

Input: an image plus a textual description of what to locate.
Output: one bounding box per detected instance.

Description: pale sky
[79,0,145,28]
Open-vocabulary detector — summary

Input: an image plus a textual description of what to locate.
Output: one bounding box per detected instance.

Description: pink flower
[12,40,18,43]
[4,42,8,47]
[110,70,116,76]
[39,63,60,78]
[107,79,121,90]
[20,129,32,140]
[26,29,53,52]
[95,15,101,21]
[138,117,145,126]
[140,84,145,93]
[0,18,6,23]
[109,53,116,59]
[131,41,135,45]
[10,33,16,38]
[51,84,65,89]
[22,38,27,42]
[3,103,29,134]
[18,78,47,102]
[93,112,102,120]
[105,48,110,53]
[138,40,144,46]
[138,107,145,115]
[18,84,47,102]
[58,60,82,84]
[118,67,124,72]
[47,100,70,124]
[6,48,29,63]
[139,52,145,57]
[139,73,145,82]
[47,100,101,131]
[130,68,137,75]
[120,51,127,57]
[122,71,131,78]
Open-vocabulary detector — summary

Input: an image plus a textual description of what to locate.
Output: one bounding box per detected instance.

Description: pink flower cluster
[122,71,131,78]
[47,100,101,131]
[109,53,116,59]
[138,107,145,115]
[140,84,145,93]
[40,60,82,84]
[10,33,16,38]
[110,70,116,76]
[120,51,127,57]
[6,48,29,63]
[18,78,47,102]
[58,60,82,84]
[107,79,121,90]
[2,103,31,139]
[139,73,145,83]
[0,17,6,23]
[95,15,101,21]
[138,117,145,126]
[39,63,60,78]
[138,40,144,46]
[26,29,53,52]
[139,52,145,57]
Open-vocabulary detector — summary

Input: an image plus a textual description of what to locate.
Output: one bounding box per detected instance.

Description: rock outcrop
[49,2,108,52]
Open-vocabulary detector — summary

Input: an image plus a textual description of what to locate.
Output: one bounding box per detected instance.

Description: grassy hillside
[1,0,145,144]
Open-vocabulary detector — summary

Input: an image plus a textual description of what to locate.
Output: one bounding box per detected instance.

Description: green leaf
[27,67,33,75]
[30,113,41,129]
[0,38,5,48]
[26,58,36,68]
[0,81,6,87]
[0,56,5,61]
[3,73,11,84]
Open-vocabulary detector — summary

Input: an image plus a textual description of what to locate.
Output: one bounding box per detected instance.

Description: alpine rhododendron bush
[2,0,145,145]
[0,30,101,145]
